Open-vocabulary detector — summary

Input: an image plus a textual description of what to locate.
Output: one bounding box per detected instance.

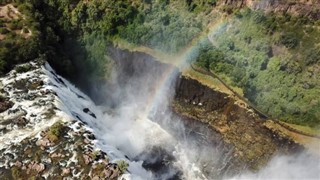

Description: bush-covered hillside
[0,0,216,78]
[0,1,40,74]
[1,0,319,127]
[195,8,320,127]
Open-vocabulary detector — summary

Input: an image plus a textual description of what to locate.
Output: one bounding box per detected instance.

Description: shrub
[11,166,20,179]
[116,160,129,174]
[305,47,320,65]
[23,27,29,33]
[15,64,32,73]
[280,32,299,48]
[47,122,64,142]
[0,27,9,34]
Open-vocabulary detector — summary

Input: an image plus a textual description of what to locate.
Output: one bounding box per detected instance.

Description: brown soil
[0,4,21,20]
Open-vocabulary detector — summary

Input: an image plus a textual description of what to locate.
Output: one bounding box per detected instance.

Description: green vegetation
[0,0,214,82]
[116,160,129,174]
[15,63,32,73]
[0,1,41,75]
[11,166,20,179]
[117,1,206,53]
[47,121,64,142]
[1,0,319,127]
[194,8,320,127]
[0,28,9,34]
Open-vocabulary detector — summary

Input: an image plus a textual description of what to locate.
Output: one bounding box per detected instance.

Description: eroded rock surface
[173,76,303,171]
[0,61,125,180]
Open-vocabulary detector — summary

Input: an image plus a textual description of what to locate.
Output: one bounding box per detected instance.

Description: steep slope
[0,61,145,179]
[107,48,319,175]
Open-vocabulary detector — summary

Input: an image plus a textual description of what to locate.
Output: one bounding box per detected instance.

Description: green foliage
[195,40,225,69]
[0,28,9,34]
[280,32,299,49]
[47,121,64,142]
[116,160,129,174]
[0,34,40,75]
[1,0,319,127]
[195,10,320,127]
[0,0,41,76]
[118,1,204,53]
[305,47,320,65]
[22,27,28,33]
[186,0,217,13]
[15,63,32,73]
[11,166,20,179]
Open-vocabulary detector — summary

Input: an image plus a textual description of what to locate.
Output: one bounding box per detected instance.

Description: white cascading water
[3,60,317,179]
[42,62,213,180]
[45,59,320,180]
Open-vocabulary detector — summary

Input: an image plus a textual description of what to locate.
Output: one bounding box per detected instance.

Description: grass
[116,160,129,174]
[182,67,243,98]
[11,166,20,179]
[15,64,32,73]
[283,122,320,136]
[264,120,320,155]
[47,121,64,142]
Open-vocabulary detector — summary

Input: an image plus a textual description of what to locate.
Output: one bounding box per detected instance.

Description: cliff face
[221,0,320,19]
[107,47,304,173]
[173,76,303,171]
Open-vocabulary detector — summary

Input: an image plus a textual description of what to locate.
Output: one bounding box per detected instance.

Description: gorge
[1,45,319,179]
[0,0,320,179]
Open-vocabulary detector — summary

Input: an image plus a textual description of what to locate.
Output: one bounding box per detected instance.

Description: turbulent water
[42,62,212,179]
[45,61,320,179]
[1,60,319,179]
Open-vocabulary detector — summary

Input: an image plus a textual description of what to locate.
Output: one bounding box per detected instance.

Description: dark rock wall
[173,76,304,171]
[103,47,303,174]
[175,77,229,111]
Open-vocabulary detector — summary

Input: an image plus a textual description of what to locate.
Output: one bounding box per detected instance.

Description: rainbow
[144,17,229,116]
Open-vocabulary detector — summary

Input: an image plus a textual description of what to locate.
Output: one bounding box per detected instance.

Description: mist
[62,47,320,179]
[227,152,320,180]
[82,48,232,179]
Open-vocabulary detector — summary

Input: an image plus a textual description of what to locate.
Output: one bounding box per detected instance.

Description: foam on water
[2,61,318,179]
[42,63,209,179]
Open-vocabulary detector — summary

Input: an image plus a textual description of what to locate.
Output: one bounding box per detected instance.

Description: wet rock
[92,176,100,180]
[56,77,66,86]
[15,161,22,167]
[6,106,27,120]
[4,153,14,160]
[0,100,13,113]
[0,61,121,180]
[28,80,44,90]
[105,163,120,179]
[84,139,90,144]
[83,154,92,165]
[173,76,304,173]
[87,133,96,140]
[76,93,85,99]
[83,108,96,119]
[40,131,46,137]
[50,153,61,158]
[36,136,51,147]
[27,161,45,173]
[13,117,28,127]
[83,108,90,113]
[40,89,50,95]
[62,168,70,176]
